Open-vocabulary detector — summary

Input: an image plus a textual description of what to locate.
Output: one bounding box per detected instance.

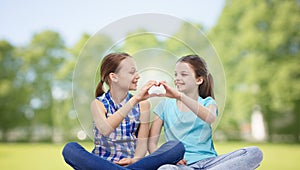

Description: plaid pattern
[92,91,140,162]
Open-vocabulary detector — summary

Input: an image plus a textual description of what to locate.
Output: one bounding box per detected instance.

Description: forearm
[93,97,139,136]
[179,93,216,123]
[148,116,162,153]
[106,97,139,128]
[134,137,148,160]
[148,135,159,153]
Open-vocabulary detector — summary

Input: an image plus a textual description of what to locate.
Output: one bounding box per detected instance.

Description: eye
[129,69,137,75]
[181,73,188,76]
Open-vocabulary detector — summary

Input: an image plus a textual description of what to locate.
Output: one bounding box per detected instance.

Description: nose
[135,72,140,80]
[174,75,180,82]
[174,77,178,84]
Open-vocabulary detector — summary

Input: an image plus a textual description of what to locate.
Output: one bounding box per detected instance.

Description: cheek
[127,75,136,84]
[186,77,198,85]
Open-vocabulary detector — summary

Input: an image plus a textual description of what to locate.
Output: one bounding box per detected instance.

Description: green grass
[0,142,299,169]
[215,142,300,170]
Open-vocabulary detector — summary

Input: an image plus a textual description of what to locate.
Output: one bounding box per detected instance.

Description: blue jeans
[62,140,185,170]
[158,146,263,170]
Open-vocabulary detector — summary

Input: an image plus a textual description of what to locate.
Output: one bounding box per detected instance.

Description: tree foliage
[0,1,299,142]
[210,0,300,142]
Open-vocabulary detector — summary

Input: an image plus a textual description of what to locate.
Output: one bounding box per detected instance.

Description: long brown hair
[95,52,131,97]
[177,54,215,99]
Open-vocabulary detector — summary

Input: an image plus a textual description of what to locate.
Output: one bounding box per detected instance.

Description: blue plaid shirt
[92,91,140,162]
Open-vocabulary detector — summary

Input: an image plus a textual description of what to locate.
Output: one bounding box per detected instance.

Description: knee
[62,142,79,158]
[166,140,185,153]
[245,146,263,164]
[157,164,175,170]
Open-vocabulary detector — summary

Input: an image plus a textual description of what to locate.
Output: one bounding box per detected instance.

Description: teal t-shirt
[153,96,218,164]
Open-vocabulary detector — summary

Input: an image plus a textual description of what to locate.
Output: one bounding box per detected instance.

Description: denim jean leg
[190,146,263,170]
[62,142,127,170]
[127,140,185,170]
[158,164,195,170]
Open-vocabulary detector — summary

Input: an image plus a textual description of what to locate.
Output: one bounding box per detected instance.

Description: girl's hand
[176,159,187,165]
[114,158,137,166]
[160,81,181,99]
[134,80,160,102]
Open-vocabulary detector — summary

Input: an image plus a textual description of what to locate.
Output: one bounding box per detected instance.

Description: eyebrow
[177,70,188,73]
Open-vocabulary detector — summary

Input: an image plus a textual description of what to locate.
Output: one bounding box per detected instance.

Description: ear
[109,73,118,83]
[196,77,203,85]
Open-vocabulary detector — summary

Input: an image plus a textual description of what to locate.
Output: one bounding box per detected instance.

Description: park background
[0,0,300,169]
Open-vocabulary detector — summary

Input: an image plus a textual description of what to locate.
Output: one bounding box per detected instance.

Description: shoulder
[139,100,150,122]
[199,96,217,106]
[139,100,150,110]
[93,93,108,110]
[96,93,109,106]
[96,93,106,102]
[91,98,106,113]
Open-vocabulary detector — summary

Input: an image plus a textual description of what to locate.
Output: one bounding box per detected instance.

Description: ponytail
[178,54,215,99]
[198,73,214,99]
[94,52,130,98]
[95,80,105,97]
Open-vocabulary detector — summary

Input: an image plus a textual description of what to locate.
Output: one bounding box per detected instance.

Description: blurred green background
[1,0,300,169]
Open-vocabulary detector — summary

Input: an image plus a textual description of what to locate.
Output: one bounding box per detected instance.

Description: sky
[0,0,225,46]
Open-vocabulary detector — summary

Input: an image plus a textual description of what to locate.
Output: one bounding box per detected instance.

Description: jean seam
[202,148,248,169]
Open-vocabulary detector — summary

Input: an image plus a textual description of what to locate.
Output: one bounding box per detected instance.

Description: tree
[17,30,67,141]
[0,40,28,141]
[210,0,300,142]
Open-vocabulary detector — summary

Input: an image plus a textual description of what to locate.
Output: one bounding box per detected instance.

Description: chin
[129,87,137,91]
[176,86,183,91]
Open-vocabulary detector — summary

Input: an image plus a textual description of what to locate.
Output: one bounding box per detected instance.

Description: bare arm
[91,96,139,136]
[178,93,217,124]
[148,115,163,153]
[91,80,159,137]
[114,100,151,166]
[133,100,150,161]
[161,81,217,124]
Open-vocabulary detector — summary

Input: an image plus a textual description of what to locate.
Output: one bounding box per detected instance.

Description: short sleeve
[153,99,167,121]
[203,97,218,116]
[204,97,217,106]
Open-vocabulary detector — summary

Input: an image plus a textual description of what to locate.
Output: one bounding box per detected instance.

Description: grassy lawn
[0,142,299,169]
[215,142,300,170]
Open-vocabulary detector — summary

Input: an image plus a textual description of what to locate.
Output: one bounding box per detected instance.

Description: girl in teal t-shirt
[148,55,263,170]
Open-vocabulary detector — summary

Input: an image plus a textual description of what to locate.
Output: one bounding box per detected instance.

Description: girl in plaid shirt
[62,52,185,170]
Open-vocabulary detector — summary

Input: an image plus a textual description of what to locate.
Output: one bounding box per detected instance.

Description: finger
[148,93,159,98]
[160,81,169,88]
[145,81,156,89]
[176,161,183,165]
[115,162,126,165]
[148,80,157,85]
[115,160,129,165]
[156,93,166,97]
[160,80,167,84]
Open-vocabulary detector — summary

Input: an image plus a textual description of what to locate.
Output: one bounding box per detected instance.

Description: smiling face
[174,62,203,93]
[112,57,140,91]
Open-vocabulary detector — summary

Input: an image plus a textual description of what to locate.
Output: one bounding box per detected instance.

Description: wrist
[176,92,183,100]
[132,157,140,163]
[130,96,139,105]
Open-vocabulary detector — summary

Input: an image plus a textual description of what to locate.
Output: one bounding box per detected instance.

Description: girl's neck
[177,90,198,112]
[183,90,199,101]
[110,88,128,104]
